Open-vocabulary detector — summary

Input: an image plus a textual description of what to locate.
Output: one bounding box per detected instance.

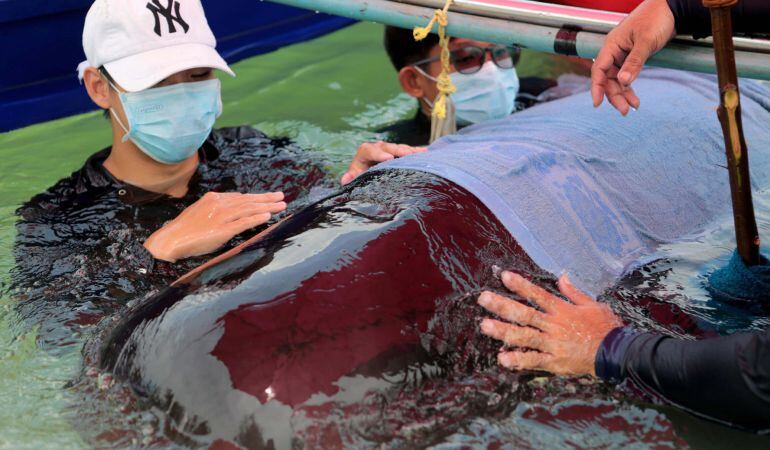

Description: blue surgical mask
[450,61,519,125]
[417,62,519,125]
[109,78,222,164]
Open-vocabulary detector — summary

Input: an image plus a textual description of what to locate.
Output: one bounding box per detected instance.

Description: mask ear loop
[104,77,132,142]
[412,65,439,112]
[413,65,438,83]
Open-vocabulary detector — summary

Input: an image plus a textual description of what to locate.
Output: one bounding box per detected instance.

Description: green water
[0,22,587,449]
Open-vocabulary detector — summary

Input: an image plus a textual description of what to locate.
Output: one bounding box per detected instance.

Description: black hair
[383,25,440,71]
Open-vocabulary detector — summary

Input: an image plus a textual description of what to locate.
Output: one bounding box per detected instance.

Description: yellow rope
[413,0,455,119]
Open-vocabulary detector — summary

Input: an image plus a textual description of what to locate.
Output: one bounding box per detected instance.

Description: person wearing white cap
[11,0,337,348]
[74,0,287,262]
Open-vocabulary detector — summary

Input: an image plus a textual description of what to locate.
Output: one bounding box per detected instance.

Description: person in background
[340,26,558,185]
[479,0,770,431]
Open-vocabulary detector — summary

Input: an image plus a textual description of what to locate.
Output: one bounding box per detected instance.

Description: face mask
[109,78,222,164]
[416,62,519,125]
[450,61,519,125]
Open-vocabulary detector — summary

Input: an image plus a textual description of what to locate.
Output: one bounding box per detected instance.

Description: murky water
[2,20,767,449]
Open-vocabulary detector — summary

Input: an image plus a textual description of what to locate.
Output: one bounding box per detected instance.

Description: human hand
[478,271,623,376]
[340,141,427,186]
[144,191,286,262]
[591,0,676,115]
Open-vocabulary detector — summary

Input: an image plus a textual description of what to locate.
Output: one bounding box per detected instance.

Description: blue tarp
[377,69,770,296]
[0,0,354,132]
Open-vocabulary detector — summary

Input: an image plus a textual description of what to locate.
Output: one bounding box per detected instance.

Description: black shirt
[379,108,433,147]
[10,126,333,349]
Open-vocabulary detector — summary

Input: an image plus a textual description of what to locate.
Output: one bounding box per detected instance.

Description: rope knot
[413,9,448,41]
[413,0,455,119]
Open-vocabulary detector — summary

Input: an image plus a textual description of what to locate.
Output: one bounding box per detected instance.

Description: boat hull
[0,0,354,132]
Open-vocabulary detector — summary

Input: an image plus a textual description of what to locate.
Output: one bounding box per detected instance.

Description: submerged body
[88,70,770,447]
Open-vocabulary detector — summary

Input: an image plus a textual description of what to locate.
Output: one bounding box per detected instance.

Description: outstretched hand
[340,141,427,186]
[591,0,676,115]
[478,271,622,376]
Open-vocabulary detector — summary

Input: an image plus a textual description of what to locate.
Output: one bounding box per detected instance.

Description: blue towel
[375,69,770,296]
[708,250,770,304]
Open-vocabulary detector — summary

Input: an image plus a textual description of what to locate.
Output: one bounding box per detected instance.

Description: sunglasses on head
[412,44,521,75]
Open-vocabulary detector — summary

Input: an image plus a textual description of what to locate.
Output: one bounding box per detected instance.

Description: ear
[83,67,112,110]
[397,66,426,99]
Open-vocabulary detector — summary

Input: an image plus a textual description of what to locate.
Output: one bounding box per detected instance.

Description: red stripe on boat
[470,0,642,15]
[548,0,642,13]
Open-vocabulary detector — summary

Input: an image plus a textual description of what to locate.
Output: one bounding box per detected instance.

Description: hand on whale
[144,191,286,262]
[340,141,426,185]
[478,271,622,376]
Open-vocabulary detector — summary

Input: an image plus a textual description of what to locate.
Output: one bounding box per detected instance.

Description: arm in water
[591,0,770,114]
[478,272,770,430]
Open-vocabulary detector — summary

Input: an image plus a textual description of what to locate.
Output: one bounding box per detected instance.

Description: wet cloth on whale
[375,69,770,296]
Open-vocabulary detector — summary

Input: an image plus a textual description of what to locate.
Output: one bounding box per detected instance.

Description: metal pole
[269,0,770,80]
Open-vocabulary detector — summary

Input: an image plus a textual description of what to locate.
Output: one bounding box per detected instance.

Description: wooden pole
[705,0,761,265]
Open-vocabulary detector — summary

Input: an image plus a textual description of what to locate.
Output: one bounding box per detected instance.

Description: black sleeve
[667,0,770,39]
[596,326,770,430]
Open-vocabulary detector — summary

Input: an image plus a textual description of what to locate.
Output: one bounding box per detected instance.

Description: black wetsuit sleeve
[595,326,770,430]
[667,0,770,39]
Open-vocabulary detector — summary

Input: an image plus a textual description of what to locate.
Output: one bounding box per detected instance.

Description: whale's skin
[92,169,545,448]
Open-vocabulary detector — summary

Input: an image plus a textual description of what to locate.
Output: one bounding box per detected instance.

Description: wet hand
[144,191,286,262]
[591,0,675,115]
[478,271,622,376]
[340,141,427,186]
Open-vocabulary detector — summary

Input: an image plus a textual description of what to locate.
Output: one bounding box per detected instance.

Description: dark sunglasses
[412,44,521,75]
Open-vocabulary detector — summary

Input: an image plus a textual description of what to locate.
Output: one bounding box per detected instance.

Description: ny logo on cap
[146,0,190,37]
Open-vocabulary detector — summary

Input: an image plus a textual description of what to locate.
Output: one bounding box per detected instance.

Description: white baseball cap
[78,0,235,92]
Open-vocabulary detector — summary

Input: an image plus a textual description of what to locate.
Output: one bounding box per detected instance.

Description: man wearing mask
[11,0,329,345]
[340,26,557,185]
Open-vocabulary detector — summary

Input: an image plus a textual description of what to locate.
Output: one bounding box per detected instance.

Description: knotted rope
[413,0,455,120]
